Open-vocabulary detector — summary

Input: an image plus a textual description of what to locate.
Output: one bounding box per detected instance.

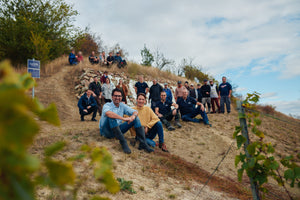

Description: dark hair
[136,93,146,99]
[112,88,122,96]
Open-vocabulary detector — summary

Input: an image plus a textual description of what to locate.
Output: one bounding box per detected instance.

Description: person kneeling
[77,89,97,121]
[177,89,211,126]
[155,91,182,131]
[99,89,153,154]
[131,93,169,152]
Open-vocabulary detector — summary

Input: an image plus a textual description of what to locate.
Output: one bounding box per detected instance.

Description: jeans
[181,106,209,124]
[202,97,211,112]
[146,121,164,144]
[211,97,220,113]
[100,116,142,138]
[220,96,231,113]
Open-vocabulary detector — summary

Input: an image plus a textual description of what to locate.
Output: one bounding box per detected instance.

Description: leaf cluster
[234,92,299,198]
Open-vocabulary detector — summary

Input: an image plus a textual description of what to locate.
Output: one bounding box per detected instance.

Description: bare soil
[32,63,300,200]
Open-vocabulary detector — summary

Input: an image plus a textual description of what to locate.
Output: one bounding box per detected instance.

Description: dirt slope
[31,63,300,200]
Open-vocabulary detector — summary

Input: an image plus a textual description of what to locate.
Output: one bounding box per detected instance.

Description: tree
[140,44,154,66]
[154,48,174,70]
[0,0,78,66]
[180,58,211,82]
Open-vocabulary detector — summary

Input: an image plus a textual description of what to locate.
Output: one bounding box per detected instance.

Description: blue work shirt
[99,102,137,132]
[156,100,173,115]
[135,82,149,94]
[177,96,197,116]
[163,88,173,102]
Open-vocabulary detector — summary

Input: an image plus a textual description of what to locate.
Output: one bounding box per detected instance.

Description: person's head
[152,79,157,85]
[184,81,189,87]
[86,89,92,97]
[109,52,113,56]
[78,51,82,56]
[119,79,123,85]
[116,52,120,56]
[209,80,214,85]
[71,49,75,54]
[203,79,208,85]
[106,78,110,84]
[91,51,95,56]
[177,81,182,87]
[93,76,98,82]
[160,91,167,101]
[138,75,144,83]
[190,84,194,89]
[136,93,147,107]
[197,83,201,89]
[164,83,168,88]
[102,51,105,55]
[222,76,227,83]
[182,89,189,98]
[104,71,108,75]
[111,88,123,105]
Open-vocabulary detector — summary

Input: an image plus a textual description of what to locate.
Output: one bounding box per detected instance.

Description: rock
[75,85,82,90]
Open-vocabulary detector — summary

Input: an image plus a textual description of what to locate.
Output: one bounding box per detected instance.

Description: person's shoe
[111,127,131,154]
[167,125,175,131]
[204,122,212,127]
[91,118,97,121]
[135,126,154,153]
[174,121,182,128]
[81,116,84,121]
[159,143,169,152]
[129,138,136,147]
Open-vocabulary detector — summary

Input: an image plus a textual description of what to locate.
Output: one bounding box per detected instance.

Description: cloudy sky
[65,0,300,116]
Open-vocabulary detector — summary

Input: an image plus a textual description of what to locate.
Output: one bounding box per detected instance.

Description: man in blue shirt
[218,76,232,114]
[99,88,153,154]
[177,89,210,125]
[77,90,97,121]
[163,83,173,102]
[114,52,127,68]
[134,75,149,95]
[155,91,182,131]
[68,50,77,65]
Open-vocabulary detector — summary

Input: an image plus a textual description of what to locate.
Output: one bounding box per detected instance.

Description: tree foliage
[180,58,211,82]
[140,44,154,66]
[0,0,78,66]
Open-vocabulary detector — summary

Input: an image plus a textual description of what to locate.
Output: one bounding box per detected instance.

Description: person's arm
[149,86,152,100]
[229,89,232,97]
[90,96,97,107]
[218,86,221,98]
[155,107,163,117]
[146,108,160,129]
[77,97,85,110]
[105,111,126,121]
[172,102,179,109]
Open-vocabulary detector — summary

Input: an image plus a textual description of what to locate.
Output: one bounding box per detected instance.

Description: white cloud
[261,92,278,99]
[267,99,300,115]
[235,87,248,93]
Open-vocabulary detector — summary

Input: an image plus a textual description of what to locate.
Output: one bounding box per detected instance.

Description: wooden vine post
[237,100,261,200]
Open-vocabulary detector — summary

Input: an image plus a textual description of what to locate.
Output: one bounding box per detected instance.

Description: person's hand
[83,109,88,113]
[228,94,231,98]
[200,104,205,112]
[93,94,96,97]
[218,95,221,99]
[144,127,148,134]
[157,113,163,118]
[127,115,136,124]
[87,106,91,109]
[174,104,179,109]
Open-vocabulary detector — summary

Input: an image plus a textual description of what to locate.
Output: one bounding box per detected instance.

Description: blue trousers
[220,96,231,113]
[146,121,164,144]
[100,117,142,138]
[181,106,209,124]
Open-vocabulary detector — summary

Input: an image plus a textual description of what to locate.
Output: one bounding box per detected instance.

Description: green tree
[180,58,211,82]
[140,44,154,66]
[0,0,78,66]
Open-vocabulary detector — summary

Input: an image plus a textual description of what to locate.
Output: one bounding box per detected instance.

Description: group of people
[68,50,127,68]
[77,73,232,154]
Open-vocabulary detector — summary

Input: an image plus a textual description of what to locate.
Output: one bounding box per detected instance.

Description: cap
[116,52,120,54]
[177,81,182,84]
[190,84,194,86]
[204,79,208,82]
[164,83,168,85]
[185,81,189,84]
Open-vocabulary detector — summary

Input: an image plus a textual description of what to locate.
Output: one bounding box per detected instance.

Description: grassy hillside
[29,56,299,200]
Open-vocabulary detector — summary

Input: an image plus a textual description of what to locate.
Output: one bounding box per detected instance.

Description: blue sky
[65,0,300,116]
